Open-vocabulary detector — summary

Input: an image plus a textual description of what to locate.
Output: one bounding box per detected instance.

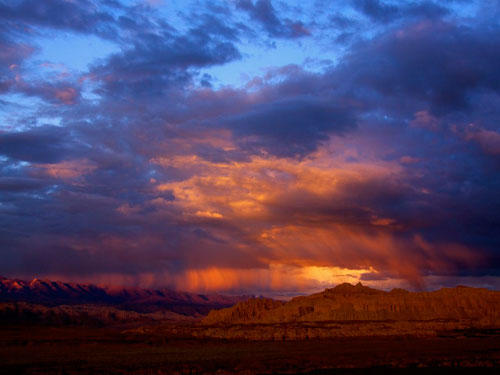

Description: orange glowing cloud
[145,139,487,290]
[152,145,401,222]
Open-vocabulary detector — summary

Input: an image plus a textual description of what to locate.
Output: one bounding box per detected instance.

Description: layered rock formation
[201,283,500,339]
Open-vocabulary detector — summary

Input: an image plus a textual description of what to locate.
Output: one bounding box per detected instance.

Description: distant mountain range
[0,276,251,316]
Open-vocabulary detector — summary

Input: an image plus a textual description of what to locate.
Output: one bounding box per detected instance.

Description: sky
[1,0,500,296]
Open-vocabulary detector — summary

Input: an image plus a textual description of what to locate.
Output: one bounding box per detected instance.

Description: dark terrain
[1,324,500,374]
[2,278,500,374]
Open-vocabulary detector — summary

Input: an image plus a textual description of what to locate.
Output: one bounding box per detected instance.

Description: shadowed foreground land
[3,282,500,373]
[1,325,500,375]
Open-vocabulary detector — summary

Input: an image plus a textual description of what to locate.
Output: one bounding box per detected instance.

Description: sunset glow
[1,0,500,294]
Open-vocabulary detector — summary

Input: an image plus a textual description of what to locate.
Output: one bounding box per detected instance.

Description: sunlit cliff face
[1,1,500,294]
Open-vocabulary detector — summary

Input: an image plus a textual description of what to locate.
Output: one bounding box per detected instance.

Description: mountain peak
[0,276,249,316]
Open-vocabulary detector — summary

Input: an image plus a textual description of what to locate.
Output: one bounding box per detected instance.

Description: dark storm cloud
[0,0,177,104]
[0,0,116,39]
[219,97,356,157]
[90,29,241,97]
[352,0,449,23]
[0,126,78,163]
[352,0,399,23]
[1,0,500,291]
[337,21,500,115]
[404,2,449,19]
[236,0,310,39]
[0,177,49,192]
[0,0,168,42]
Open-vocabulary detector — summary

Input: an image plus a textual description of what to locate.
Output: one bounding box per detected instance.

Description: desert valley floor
[1,324,500,375]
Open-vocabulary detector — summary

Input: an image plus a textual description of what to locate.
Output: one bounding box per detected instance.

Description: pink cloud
[410,110,440,130]
[55,87,78,105]
[465,125,500,155]
[36,159,97,180]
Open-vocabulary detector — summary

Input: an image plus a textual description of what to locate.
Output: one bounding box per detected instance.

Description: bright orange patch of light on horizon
[173,264,373,294]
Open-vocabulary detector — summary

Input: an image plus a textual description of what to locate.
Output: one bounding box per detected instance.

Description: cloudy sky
[1,0,500,295]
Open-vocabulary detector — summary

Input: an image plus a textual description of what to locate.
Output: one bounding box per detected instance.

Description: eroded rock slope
[200,283,500,339]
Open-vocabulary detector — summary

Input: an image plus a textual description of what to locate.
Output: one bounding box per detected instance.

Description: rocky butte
[199,283,500,340]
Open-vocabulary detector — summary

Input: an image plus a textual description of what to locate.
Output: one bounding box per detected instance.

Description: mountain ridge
[0,276,251,316]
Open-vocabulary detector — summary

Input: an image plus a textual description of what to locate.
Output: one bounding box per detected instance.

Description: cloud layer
[1,0,500,293]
